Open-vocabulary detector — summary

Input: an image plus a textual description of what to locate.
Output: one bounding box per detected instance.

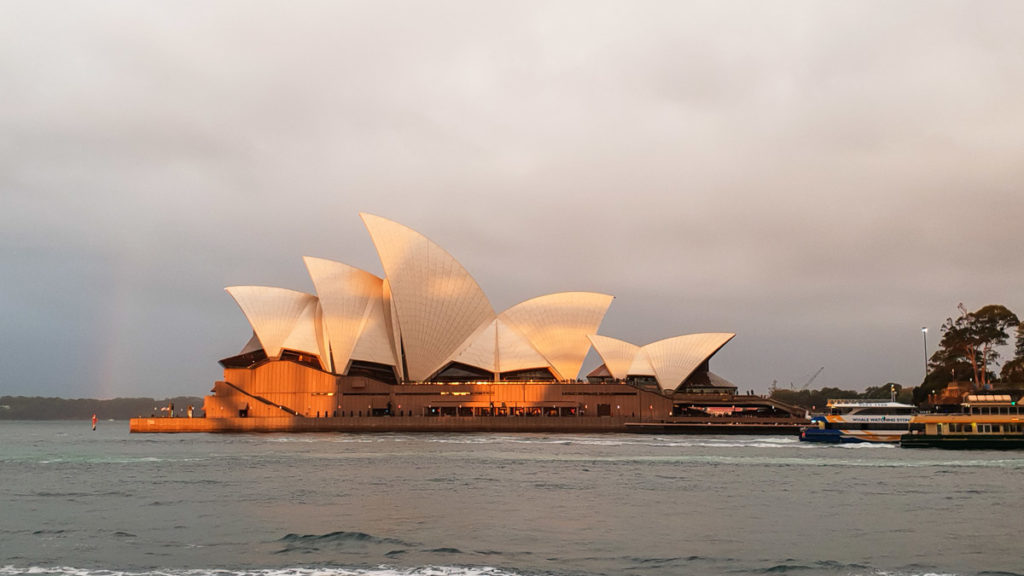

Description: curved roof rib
[496,318,552,374]
[445,316,556,376]
[349,287,399,367]
[382,279,404,382]
[587,334,641,380]
[225,286,323,363]
[304,257,396,373]
[448,317,499,373]
[643,333,735,392]
[628,350,656,377]
[501,292,614,380]
[283,299,324,361]
[361,213,495,381]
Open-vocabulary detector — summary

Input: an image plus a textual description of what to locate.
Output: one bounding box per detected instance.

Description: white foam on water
[37,456,175,465]
[0,567,532,576]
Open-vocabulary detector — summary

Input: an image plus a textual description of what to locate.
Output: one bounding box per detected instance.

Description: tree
[770,387,860,411]
[999,324,1024,384]
[770,386,908,411]
[862,383,903,401]
[929,303,1019,389]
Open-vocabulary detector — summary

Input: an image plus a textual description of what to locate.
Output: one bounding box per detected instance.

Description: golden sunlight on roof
[360,213,494,381]
[304,257,396,373]
[225,286,323,363]
[587,334,642,380]
[500,292,614,380]
[223,214,736,387]
[644,333,735,392]
[446,317,554,375]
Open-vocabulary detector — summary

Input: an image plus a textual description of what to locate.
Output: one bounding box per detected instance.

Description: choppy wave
[274,531,413,554]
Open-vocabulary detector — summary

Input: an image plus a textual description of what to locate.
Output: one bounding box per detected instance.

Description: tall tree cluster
[917,304,1022,403]
[999,323,1024,383]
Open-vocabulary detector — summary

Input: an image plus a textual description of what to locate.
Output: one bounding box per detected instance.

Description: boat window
[952,423,974,433]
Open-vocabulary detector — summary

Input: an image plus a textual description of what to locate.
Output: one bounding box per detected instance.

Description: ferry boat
[901,394,1024,449]
[799,399,917,443]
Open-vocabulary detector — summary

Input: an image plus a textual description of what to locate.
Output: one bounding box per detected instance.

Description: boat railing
[826,399,913,406]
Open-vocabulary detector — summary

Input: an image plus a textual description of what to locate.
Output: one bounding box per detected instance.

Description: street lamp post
[921,327,928,381]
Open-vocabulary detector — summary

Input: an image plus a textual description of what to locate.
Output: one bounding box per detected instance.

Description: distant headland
[0,396,204,421]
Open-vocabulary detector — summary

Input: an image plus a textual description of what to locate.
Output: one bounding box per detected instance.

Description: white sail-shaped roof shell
[224,215,736,389]
[240,331,262,355]
[349,288,398,367]
[447,317,553,375]
[304,257,396,374]
[449,317,499,373]
[496,318,552,374]
[589,332,735,391]
[361,213,495,382]
[282,298,323,360]
[587,334,642,380]
[643,333,735,392]
[225,286,323,365]
[500,292,613,380]
[628,349,656,376]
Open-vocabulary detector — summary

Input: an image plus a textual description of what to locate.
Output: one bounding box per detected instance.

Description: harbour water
[2,421,1022,576]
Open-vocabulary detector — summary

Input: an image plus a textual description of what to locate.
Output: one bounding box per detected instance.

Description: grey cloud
[2,1,1022,397]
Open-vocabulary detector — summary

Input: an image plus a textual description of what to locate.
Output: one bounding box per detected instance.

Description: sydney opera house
[134,213,803,433]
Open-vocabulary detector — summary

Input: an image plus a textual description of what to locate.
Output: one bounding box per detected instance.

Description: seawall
[129,415,804,434]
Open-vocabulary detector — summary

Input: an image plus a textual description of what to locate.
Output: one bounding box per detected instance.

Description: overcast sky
[3,1,1023,399]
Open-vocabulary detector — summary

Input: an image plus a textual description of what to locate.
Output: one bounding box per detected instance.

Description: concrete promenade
[129,415,804,434]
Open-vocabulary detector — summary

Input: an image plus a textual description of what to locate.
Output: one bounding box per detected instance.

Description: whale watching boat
[800,399,917,443]
[901,394,1024,449]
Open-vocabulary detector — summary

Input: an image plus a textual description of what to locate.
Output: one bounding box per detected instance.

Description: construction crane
[798,366,824,390]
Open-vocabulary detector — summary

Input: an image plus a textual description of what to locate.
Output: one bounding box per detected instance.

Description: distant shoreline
[0,395,204,421]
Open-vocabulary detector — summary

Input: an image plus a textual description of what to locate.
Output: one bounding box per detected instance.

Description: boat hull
[901,434,1024,450]
[799,427,902,443]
